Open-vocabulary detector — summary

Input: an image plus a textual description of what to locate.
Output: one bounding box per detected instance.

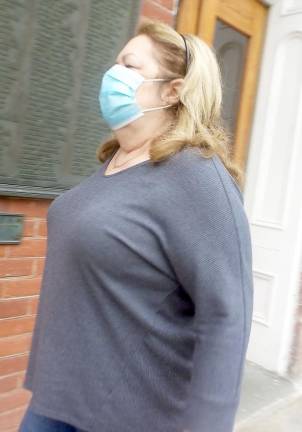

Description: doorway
[176,0,268,176]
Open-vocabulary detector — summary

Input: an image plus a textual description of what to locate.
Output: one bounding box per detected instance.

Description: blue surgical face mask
[99,63,173,130]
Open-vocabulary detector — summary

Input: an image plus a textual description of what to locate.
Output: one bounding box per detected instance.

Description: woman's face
[115,34,179,112]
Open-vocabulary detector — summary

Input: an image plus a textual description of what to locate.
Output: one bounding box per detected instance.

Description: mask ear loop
[142,104,173,112]
[135,77,174,113]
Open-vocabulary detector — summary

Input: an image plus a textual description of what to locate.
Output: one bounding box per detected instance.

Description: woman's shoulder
[163,146,222,181]
[152,147,246,225]
[165,146,213,171]
[163,147,242,200]
[151,147,251,250]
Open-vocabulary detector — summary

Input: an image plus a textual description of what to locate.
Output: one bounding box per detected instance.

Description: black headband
[179,33,189,73]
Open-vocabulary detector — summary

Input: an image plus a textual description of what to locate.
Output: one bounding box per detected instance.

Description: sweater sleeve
[161,155,254,432]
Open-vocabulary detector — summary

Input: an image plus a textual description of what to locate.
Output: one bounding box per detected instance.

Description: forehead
[117,34,159,67]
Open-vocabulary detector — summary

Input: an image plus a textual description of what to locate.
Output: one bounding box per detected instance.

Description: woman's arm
[162,155,254,432]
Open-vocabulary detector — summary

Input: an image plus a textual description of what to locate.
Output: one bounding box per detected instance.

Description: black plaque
[0,213,24,244]
[0,0,142,198]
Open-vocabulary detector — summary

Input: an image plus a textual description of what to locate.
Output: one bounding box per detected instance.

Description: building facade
[0,0,301,430]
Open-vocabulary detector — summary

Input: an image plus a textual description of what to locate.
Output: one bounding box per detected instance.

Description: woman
[20,18,254,432]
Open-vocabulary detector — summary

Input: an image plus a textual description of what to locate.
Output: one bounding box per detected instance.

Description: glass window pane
[213,18,249,142]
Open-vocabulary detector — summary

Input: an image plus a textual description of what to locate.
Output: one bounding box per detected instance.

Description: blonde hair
[96,17,244,188]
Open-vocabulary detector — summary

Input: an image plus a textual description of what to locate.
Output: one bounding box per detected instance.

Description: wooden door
[177,0,268,175]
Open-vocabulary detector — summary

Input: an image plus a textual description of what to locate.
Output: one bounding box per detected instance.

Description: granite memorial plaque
[0,0,142,198]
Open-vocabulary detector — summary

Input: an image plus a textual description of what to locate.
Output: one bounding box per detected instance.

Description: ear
[161,78,184,104]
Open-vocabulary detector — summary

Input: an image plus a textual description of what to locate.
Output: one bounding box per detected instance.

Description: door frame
[176,0,268,174]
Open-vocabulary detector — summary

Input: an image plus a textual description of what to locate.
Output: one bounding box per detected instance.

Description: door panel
[177,0,268,173]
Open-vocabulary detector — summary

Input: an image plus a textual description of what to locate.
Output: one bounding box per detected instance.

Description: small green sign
[0,213,24,244]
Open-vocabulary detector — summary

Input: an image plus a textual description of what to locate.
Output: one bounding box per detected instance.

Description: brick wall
[0,198,50,431]
[0,1,177,430]
[140,0,177,25]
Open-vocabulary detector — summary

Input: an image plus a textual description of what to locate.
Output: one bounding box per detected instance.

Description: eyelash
[114,62,135,69]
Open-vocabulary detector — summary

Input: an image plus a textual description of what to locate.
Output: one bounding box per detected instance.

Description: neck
[113,113,173,157]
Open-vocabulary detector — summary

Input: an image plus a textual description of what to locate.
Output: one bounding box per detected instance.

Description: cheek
[135,83,161,109]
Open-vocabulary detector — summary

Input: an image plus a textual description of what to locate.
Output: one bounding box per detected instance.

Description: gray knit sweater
[23,147,254,432]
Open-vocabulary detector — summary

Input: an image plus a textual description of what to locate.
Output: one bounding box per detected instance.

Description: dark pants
[19,406,87,432]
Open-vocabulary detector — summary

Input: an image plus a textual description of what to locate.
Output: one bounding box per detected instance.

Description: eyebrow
[116,53,138,62]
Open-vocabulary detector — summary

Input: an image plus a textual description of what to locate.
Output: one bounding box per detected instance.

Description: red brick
[0,334,32,357]
[0,388,31,414]
[0,354,29,376]
[6,238,47,259]
[154,0,175,11]
[5,198,51,219]
[0,374,20,393]
[0,299,30,319]
[141,0,175,25]
[34,258,45,276]
[17,370,26,384]
[36,219,47,237]
[26,297,39,315]
[0,277,42,298]
[0,247,7,258]
[0,316,36,338]
[0,259,34,278]
[0,198,11,212]
[0,405,28,430]
[22,220,37,238]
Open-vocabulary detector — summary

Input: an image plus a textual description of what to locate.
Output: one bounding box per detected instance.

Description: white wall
[244,0,302,375]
